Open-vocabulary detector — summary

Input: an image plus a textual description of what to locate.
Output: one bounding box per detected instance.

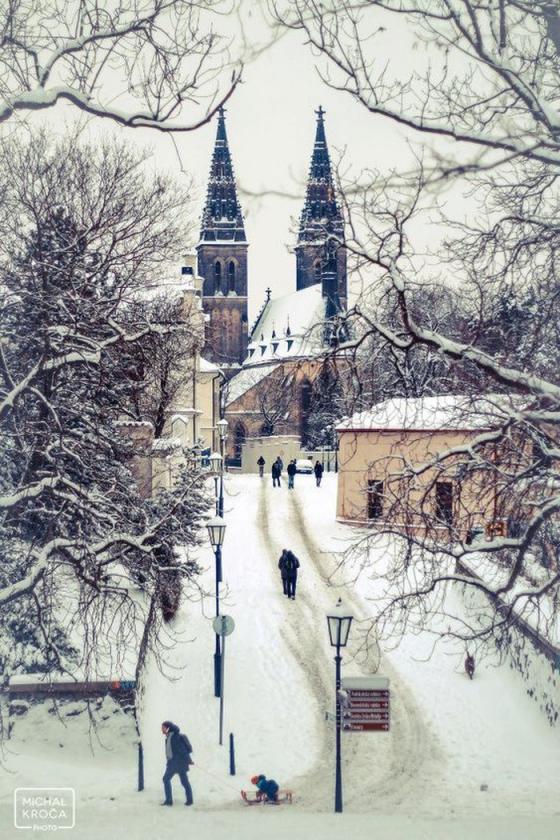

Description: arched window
[228,260,236,292]
[214,260,222,294]
[233,422,246,464]
[314,260,322,283]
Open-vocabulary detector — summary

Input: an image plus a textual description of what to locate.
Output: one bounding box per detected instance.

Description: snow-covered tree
[0,0,241,130]
[273,1,560,652]
[0,131,208,678]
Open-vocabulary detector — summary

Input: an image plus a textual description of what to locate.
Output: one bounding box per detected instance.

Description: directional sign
[212,614,235,636]
[341,676,390,733]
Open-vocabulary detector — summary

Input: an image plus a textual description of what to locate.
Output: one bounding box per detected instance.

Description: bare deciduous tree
[0,0,241,130]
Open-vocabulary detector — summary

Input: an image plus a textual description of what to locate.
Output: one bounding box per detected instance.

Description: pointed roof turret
[200,108,246,243]
[297,106,345,244]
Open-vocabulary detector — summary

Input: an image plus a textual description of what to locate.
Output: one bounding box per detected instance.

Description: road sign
[340,676,390,733]
[212,615,235,636]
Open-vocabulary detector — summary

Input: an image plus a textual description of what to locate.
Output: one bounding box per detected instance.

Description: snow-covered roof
[199,357,222,374]
[226,363,281,404]
[151,437,183,453]
[338,394,516,432]
[247,285,328,365]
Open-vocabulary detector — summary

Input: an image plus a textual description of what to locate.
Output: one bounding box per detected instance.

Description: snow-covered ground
[1,473,560,839]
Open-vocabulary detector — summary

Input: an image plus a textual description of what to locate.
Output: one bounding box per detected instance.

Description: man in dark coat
[278,549,300,599]
[314,460,324,487]
[161,720,194,806]
[257,455,265,478]
[271,457,282,487]
[287,459,297,489]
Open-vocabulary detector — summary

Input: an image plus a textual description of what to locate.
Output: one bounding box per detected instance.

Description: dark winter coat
[164,722,193,770]
[278,550,300,580]
[314,462,324,477]
[287,462,297,477]
[257,457,265,466]
[271,461,282,478]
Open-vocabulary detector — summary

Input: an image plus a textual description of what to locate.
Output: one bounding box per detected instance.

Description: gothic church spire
[200,108,246,243]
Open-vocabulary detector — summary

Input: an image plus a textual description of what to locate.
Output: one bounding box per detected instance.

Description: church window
[300,378,313,443]
[214,260,222,294]
[228,260,236,292]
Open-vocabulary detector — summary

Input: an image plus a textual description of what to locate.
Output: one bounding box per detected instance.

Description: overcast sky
[14,2,467,323]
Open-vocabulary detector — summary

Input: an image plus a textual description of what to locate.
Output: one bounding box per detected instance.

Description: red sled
[241,789,293,806]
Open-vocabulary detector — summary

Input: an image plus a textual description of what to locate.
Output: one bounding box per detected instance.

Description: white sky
[10,2,470,322]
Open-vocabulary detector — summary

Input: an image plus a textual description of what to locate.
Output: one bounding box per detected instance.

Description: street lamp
[216,419,228,518]
[207,515,226,697]
[209,452,223,516]
[326,597,354,814]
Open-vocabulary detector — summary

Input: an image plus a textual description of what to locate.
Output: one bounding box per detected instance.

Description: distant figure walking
[465,653,475,680]
[161,720,194,806]
[287,459,297,489]
[314,460,324,487]
[278,549,300,599]
[257,455,265,478]
[271,457,282,488]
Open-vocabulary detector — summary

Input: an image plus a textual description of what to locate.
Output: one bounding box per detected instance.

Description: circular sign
[213,614,235,636]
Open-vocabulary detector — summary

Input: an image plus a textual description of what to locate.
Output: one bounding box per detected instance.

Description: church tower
[295,107,347,311]
[197,108,248,369]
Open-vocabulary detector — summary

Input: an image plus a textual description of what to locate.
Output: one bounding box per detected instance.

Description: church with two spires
[195,106,348,462]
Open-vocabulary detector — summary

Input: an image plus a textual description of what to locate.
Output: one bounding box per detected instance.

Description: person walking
[287,459,297,489]
[161,720,194,807]
[279,549,300,599]
[314,460,324,487]
[257,455,265,478]
[271,457,282,488]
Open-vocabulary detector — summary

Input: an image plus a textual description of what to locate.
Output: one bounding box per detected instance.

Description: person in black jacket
[287,459,297,489]
[257,455,265,478]
[278,549,300,599]
[271,457,282,487]
[161,720,194,806]
[314,460,324,487]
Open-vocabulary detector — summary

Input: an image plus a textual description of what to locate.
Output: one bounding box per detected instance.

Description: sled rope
[194,763,242,794]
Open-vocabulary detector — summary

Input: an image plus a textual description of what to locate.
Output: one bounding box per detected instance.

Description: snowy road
[1,473,560,840]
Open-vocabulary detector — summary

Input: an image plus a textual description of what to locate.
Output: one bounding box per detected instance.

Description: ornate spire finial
[315,105,325,121]
[286,315,291,337]
[265,287,271,301]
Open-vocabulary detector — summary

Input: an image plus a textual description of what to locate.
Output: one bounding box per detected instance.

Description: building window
[233,422,246,462]
[367,480,383,520]
[435,481,453,526]
[314,260,322,282]
[214,260,222,294]
[228,260,235,292]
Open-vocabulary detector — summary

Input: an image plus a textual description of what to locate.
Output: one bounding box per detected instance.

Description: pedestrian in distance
[271,457,282,488]
[257,455,265,478]
[465,653,475,680]
[161,720,194,807]
[287,459,297,489]
[278,549,300,599]
[251,774,279,802]
[314,460,324,487]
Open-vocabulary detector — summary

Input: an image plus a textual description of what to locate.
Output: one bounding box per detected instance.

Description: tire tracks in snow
[282,487,444,814]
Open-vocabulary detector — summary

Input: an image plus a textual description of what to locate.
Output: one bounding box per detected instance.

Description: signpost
[213,615,235,746]
[340,676,390,732]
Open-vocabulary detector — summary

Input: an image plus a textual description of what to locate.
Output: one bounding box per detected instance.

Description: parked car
[295,458,314,474]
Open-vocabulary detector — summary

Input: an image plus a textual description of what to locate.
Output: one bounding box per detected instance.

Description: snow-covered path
[1,473,560,840]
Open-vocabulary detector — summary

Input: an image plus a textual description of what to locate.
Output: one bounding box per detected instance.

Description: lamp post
[326,597,354,814]
[217,419,228,518]
[208,451,223,518]
[207,515,226,698]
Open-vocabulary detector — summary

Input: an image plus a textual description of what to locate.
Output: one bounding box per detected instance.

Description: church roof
[246,284,329,365]
[226,363,281,404]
